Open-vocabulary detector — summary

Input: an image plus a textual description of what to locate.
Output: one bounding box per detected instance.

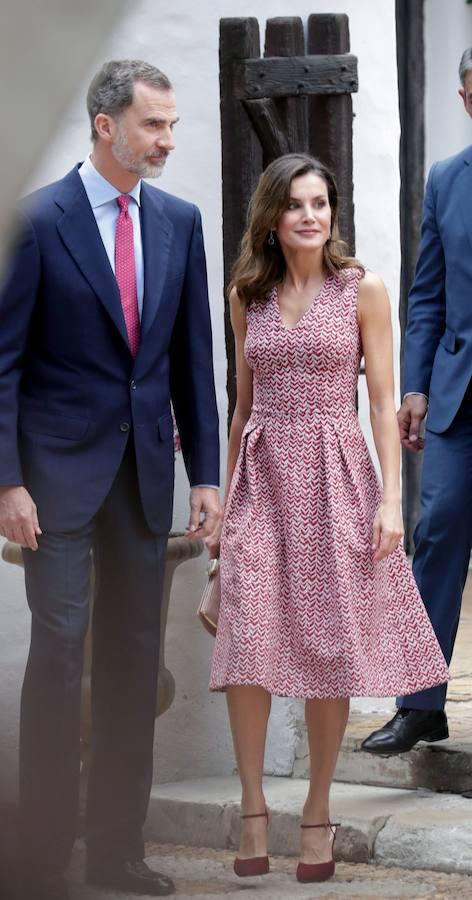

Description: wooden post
[264,17,308,157]
[307,14,355,253]
[396,0,425,552]
[219,15,358,426]
[220,18,262,425]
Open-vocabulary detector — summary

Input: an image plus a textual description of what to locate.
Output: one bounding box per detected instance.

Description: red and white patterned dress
[209,268,449,698]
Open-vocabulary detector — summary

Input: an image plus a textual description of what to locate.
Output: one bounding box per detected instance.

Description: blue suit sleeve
[169,206,220,487]
[403,163,446,396]
[0,216,41,485]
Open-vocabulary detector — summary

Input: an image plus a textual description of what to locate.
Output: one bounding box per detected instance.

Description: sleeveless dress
[209,268,449,698]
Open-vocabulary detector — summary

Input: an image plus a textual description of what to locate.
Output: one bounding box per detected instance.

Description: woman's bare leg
[226,685,271,858]
[300,697,350,863]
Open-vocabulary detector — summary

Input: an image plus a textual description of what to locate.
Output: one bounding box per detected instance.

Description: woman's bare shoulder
[358,269,386,294]
[229,286,247,330]
[229,285,242,307]
[357,270,390,322]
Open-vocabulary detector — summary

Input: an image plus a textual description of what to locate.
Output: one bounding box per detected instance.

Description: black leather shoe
[361,708,449,755]
[86,858,175,896]
[21,868,69,900]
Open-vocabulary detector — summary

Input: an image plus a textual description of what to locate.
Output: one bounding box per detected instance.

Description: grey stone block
[375,794,472,873]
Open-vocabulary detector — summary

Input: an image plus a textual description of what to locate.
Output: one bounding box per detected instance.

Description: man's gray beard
[112,132,166,179]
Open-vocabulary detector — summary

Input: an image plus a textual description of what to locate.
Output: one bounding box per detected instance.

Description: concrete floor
[65,842,472,899]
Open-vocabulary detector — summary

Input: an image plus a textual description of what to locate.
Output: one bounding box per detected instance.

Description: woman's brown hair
[230,153,363,305]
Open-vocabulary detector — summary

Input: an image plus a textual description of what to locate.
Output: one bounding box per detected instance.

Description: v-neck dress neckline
[274,273,334,331]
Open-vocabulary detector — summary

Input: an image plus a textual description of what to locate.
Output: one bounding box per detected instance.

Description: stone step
[293,713,472,794]
[146,775,472,875]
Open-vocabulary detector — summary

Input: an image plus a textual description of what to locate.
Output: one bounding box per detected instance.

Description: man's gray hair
[87,59,172,141]
[459,48,472,86]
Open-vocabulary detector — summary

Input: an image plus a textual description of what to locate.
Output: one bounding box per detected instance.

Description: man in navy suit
[362,49,472,755]
[0,60,220,898]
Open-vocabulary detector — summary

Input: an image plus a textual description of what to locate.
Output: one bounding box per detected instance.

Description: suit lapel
[457,148,472,253]
[140,183,173,341]
[55,167,130,351]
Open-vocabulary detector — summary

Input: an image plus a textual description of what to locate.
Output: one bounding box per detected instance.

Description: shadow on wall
[0,0,129,275]
[0,2,129,891]
[0,551,28,898]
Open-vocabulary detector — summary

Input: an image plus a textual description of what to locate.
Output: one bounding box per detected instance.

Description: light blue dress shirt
[78,155,144,318]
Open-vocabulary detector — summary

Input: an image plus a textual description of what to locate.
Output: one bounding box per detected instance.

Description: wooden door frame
[219,15,358,426]
[396,0,425,552]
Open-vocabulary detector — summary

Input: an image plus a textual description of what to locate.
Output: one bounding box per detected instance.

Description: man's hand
[397,394,428,452]
[187,487,222,541]
[0,486,42,550]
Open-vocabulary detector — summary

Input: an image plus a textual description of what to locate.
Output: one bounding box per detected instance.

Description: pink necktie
[115,194,140,358]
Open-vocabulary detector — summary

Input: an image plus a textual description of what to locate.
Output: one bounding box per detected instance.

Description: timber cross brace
[220,15,359,422]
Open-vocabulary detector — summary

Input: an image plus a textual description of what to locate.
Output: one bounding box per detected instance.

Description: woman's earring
[268,230,275,246]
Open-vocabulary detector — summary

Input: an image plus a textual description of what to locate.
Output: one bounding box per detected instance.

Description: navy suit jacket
[0,165,219,532]
[404,145,472,433]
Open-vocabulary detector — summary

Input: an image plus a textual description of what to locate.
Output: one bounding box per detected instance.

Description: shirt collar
[78,155,141,209]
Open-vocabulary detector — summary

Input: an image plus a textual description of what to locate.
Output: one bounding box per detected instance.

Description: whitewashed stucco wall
[425,0,472,172]
[0,0,401,801]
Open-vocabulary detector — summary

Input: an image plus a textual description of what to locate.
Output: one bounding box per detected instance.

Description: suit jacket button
[120,422,130,432]
[130,379,137,390]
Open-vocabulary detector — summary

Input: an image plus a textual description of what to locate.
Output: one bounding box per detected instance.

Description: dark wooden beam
[264,18,308,154]
[233,54,358,99]
[220,18,262,426]
[396,0,425,552]
[308,14,355,253]
[243,98,291,158]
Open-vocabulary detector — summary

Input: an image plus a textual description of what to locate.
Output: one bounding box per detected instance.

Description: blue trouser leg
[20,438,167,870]
[397,404,472,711]
[20,525,93,869]
[85,441,167,863]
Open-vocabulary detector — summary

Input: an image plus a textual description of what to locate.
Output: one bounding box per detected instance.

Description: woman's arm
[206,288,253,557]
[223,288,254,504]
[358,271,404,561]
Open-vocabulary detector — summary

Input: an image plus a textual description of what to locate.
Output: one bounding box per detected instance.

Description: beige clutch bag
[197,558,220,637]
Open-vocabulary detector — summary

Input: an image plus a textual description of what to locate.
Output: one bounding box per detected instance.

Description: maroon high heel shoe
[233,810,270,877]
[296,822,340,883]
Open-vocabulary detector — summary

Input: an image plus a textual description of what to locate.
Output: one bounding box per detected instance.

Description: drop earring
[268,230,275,246]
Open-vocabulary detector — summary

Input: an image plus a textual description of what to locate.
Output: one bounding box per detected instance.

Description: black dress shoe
[361,708,449,755]
[86,858,175,896]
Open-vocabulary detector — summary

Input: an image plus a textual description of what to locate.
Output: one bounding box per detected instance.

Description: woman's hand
[205,510,224,560]
[372,499,404,561]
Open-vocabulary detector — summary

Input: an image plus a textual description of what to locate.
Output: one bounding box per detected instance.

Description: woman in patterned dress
[207,154,449,883]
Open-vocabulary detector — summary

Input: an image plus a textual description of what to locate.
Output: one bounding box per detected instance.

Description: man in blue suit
[0,60,220,898]
[362,49,472,755]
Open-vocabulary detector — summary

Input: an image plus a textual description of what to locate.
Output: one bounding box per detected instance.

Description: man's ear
[94,113,114,143]
[459,87,466,108]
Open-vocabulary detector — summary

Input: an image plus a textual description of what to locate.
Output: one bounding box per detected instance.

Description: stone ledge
[293,714,472,794]
[375,795,472,874]
[337,731,472,795]
[146,776,472,875]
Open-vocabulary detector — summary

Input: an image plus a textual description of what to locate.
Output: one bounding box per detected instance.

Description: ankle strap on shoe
[300,822,340,831]
[240,810,269,820]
